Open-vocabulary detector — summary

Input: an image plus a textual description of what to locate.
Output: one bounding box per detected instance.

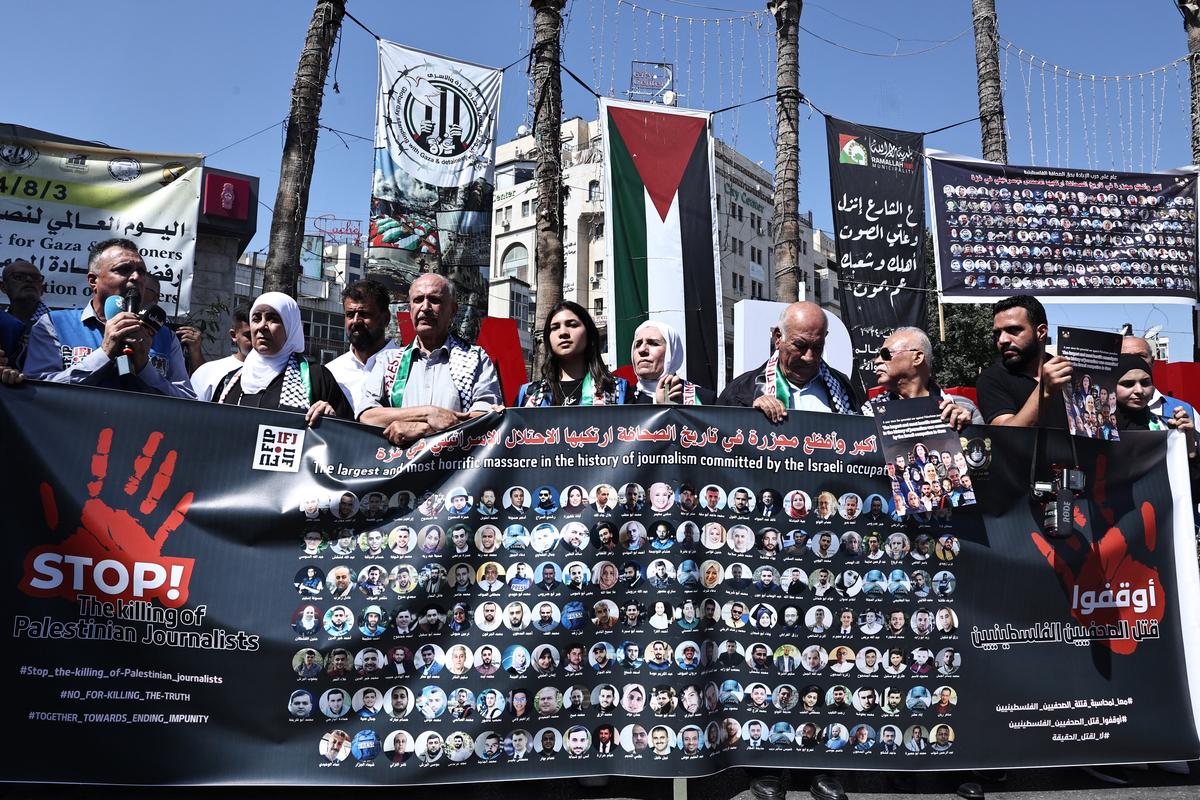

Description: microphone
[102,294,125,322]
[102,294,134,374]
[115,286,142,376]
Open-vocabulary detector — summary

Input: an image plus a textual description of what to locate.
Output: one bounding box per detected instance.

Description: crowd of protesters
[1,238,1196,456]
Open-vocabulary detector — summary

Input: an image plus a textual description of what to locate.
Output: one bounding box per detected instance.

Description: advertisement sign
[0,137,202,315]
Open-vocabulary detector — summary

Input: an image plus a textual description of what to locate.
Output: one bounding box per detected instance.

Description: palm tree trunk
[530,0,566,374]
[263,0,345,295]
[971,0,1008,164]
[769,0,802,302]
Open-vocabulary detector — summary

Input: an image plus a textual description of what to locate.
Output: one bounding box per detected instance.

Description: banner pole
[938,294,946,342]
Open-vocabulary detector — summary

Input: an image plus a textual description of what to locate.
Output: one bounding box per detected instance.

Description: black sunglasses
[877,346,921,361]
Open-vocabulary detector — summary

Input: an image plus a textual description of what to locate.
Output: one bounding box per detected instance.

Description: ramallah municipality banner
[1,382,1198,784]
[369,41,502,281]
[825,116,926,396]
[0,137,202,315]
[601,98,723,391]
[927,150,1199,304]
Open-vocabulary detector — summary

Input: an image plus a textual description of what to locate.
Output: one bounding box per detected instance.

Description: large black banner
[826,116,927,395]
[1,382,1198,785]
[928,152,1199,303]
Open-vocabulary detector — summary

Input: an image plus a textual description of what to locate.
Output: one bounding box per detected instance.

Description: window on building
[501,242,530,281]
[593,297,604,316]
[737,204,744,222]
[594,259,604,276]
[716,194,721,211]
[738,239,745,257]
[587,179,600,202]
[520,200,531,217]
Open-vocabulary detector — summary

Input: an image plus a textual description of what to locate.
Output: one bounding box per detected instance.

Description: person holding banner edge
[212,292,350,425]
[729,301,859,423]
[862,326,982,429]
[356,273,501,444]
[976,295,1071,428]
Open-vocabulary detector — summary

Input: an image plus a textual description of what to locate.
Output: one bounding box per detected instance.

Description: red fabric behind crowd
[475,318,527,406]
[1153,361,1200,410]
[394,314,528,407]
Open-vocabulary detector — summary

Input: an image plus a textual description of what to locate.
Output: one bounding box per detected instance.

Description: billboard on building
[300,234,325,280]
[0,135,202,315]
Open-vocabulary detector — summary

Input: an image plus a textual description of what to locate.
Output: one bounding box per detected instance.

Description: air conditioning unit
[501,220,510,229]
[590,276,601,287]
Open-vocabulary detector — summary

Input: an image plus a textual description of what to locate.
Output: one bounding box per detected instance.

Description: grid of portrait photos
[289,476,966,771]
[933,160,1198,298]
[877,408,979,516]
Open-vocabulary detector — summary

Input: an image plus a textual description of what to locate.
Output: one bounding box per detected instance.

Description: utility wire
[205,119,286,159]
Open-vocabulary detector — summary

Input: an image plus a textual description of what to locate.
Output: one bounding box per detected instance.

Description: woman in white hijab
[629,320,715,405]
[213,292,351,423]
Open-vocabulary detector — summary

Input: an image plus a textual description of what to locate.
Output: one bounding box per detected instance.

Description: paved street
[3,764,1197,799]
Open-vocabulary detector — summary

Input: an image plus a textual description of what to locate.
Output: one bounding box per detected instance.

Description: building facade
[236,241,365,364]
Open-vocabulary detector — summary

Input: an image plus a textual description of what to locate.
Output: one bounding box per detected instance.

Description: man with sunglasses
[862,327,980,429]
[719,301,859,420]
[0,259,49,369]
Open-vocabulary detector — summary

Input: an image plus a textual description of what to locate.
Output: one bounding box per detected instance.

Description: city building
[236,241,365,364]
[810,228,841,314]
[488,115,797,381]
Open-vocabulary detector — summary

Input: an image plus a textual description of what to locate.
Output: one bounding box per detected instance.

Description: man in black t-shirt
[975,295,1072,428]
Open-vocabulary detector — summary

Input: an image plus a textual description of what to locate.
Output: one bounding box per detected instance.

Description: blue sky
[8,0,1195,357]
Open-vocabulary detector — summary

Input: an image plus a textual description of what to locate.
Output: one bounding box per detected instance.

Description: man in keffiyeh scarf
[738,301,861,422]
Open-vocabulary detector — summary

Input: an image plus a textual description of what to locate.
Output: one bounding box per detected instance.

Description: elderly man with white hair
[862,326,981,429]
[720,301,859,421]
[355,273,500,444]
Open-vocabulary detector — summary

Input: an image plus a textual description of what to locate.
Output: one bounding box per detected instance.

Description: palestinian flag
[601,98,723,391]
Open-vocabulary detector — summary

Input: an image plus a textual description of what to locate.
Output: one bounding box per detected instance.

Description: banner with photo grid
[928,151,1199,304]
[0,382,1197,785]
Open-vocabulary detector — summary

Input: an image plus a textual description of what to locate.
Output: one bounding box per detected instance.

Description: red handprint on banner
[1030,456,1164,655]
[20,428,196,608]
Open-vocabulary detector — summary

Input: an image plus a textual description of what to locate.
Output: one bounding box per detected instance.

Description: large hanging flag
[371,41,502,287]
[601,98,723,391]
[826,116,926,396]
